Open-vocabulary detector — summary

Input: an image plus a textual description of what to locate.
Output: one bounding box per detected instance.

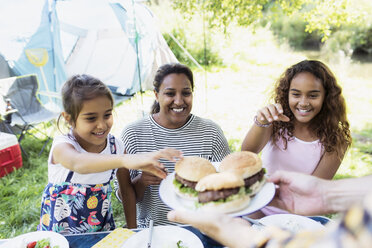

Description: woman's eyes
[164,91,192,96]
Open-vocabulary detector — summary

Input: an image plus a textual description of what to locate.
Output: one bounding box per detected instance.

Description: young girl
[37,74,181,234]
[241,60,352,216]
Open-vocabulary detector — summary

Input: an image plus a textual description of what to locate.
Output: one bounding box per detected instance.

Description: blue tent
[0,0,177,108]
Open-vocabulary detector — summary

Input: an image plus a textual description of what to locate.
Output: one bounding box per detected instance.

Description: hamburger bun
[173,157,216,200]
[220,151,266,196]
[195,172,244,192]
[175,156,216,182]
[195,172,251,213]
[219,151,262,178]
[249,177,267,196]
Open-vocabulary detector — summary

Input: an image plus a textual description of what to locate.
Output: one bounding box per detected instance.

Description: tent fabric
[0,0,177,106]
[0,54,14,79]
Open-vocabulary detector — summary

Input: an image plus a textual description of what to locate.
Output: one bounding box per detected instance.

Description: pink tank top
[261,134,324,215]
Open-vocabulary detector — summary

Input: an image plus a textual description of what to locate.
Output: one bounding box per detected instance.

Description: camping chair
[0,75,59,156]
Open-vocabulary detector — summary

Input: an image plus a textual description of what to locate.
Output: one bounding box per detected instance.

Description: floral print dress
[37,136,117,234]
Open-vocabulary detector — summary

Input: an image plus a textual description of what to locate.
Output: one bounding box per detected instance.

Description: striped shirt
[121,114,230,227]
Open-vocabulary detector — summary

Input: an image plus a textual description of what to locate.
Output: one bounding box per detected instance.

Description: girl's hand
[124,148,182,179]
[256,103,290,125]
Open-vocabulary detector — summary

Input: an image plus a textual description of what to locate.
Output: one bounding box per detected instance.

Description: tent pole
[49,0,57,94]
[202,0,208,113]
[131,0,145,117]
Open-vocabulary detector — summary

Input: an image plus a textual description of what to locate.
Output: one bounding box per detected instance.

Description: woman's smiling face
[155,73,193,129]
[288,72,325,125]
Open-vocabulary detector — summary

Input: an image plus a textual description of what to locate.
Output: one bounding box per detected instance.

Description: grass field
[1,26,371,238]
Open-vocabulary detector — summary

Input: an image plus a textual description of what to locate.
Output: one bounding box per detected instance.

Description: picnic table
[65,225,223,248]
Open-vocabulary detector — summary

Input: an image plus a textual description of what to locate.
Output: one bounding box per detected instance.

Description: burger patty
[175,173,197,189]
[198,187,240,203]
[244,168,265,188]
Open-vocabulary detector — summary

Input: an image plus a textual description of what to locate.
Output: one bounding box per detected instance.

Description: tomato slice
[27,241,37,248]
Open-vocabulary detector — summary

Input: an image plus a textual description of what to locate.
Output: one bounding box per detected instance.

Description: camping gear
[25,48,53,103]
[0,132,22,178]
[0,75,59,156]
[0,0,177,106]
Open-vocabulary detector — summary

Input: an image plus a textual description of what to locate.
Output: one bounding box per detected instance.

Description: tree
[171,0,366,41]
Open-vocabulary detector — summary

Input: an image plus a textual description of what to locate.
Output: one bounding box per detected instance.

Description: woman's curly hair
[272,60,351,159]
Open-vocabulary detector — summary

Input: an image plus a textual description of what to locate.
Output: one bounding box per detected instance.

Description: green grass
[0,136,50,238]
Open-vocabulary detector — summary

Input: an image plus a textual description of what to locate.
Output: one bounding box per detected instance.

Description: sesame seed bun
[175,156,216,182]
[219,151,262,179]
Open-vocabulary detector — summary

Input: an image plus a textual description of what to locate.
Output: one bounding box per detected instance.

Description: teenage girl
[37,74,181,234]
[242,60,351,216]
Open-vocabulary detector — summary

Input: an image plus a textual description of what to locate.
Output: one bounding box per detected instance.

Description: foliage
[171,0,367,41]
[163,28,223,68]
[268,11,322,49]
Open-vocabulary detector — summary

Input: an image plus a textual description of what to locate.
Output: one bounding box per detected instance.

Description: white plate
[259,214,325,232]
[122,226,203,248]
[159,172,275,217]
[0,231,69,248]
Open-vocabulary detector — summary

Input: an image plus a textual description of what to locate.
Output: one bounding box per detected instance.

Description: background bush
[265,11,322,50]
[163,28,224,68]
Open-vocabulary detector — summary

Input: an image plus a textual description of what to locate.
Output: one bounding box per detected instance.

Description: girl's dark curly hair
[272,60,351,159]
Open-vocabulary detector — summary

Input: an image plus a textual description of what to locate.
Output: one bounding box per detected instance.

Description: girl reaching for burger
[241,60,352,217]
[37,74,182,234]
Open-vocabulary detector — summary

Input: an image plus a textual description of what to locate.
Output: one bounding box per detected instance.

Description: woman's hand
[256,103,290,125]
[139,171,164,186]
[123,148,182,179]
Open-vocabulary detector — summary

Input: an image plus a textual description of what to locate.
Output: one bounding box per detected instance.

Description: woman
[118,63,230,228]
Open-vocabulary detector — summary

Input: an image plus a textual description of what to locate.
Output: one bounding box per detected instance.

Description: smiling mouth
[93,131,106,136]
[172,107,185,113]
[297,108,311,114]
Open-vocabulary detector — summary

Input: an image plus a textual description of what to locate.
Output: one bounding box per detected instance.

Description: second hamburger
[219,151,266,196]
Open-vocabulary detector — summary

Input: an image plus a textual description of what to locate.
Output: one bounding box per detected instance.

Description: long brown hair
[272,60,351,159]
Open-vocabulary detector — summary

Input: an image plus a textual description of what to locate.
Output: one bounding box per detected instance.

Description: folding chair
[0,75,60,156]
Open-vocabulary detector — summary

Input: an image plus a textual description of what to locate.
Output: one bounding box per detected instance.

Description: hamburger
[219,151,266,196]
[173,156,216,200]
[195,172,251,213]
